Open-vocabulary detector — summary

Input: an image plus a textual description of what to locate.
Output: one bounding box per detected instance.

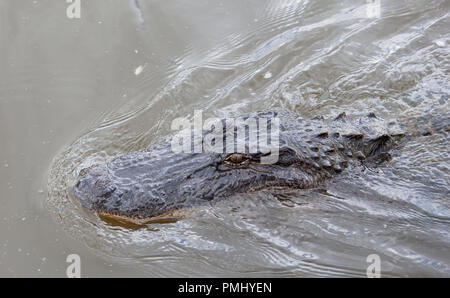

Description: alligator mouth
[97,208,188,226]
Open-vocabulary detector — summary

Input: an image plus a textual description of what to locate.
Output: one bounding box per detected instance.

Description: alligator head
[73,110,404,224]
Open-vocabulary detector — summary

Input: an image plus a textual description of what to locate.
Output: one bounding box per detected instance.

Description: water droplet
[134,64,146,76]
[435,39,446,47]
[263,71,272,79]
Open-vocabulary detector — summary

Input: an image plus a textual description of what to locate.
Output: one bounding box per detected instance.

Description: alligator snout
[73,165,117,210]
[72,153,174,222]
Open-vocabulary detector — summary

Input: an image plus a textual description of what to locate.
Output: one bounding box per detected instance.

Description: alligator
[72,109,447,224]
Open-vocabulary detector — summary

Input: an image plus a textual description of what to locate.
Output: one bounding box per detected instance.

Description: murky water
[1,0,449,277]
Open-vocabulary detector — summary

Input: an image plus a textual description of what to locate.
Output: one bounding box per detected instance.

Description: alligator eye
[223,153,250,165]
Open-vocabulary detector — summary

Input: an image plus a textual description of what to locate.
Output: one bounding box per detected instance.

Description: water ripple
[47,0,450,277]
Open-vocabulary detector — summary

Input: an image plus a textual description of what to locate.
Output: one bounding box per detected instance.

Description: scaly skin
[73,109,409,223]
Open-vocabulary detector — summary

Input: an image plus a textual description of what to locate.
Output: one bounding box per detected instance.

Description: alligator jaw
[97,208,188,225]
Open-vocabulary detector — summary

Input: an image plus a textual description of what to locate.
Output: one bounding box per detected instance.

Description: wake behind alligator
[73,109,448,224]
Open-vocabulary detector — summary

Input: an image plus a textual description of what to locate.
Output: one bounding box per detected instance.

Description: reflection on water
[1,0,449,277]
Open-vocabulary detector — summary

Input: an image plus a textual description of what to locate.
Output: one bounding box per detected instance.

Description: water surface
[1,0,449,277]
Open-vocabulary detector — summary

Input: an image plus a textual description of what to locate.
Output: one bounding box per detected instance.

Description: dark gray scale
[310,152,320,160]
[320,159,332,168]
[333,164,342,172]
[355,151,366,160]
